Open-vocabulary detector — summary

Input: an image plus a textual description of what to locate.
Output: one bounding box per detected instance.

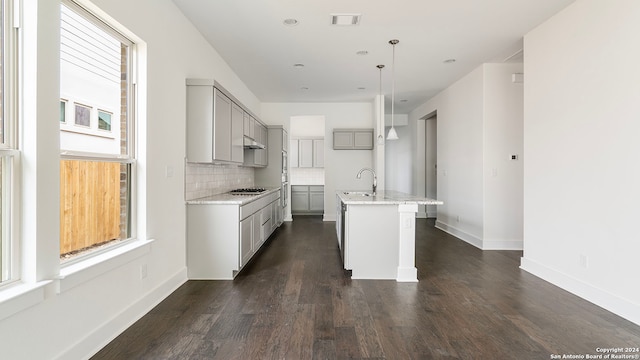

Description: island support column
[397,203,419,282]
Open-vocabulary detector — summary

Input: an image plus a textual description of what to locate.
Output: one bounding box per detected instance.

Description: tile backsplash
[185,163,254,200]
[290,167,325,185]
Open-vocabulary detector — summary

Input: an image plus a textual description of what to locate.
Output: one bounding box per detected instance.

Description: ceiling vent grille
[330,14,361,25]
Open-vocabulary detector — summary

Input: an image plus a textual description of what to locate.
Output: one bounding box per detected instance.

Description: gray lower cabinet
[291,185,324,215]
[240,216,254,266]
[187,190,280,279]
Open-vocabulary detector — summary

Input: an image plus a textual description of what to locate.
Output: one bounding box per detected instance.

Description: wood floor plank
[92,216,640,360]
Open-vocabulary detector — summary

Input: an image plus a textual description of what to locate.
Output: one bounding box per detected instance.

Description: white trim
[435,220,523,250]
[55,267,188,360]
[323,213,336,222]
[56,239,153,293]
[0,280,52,321]
[482,239,523,251]
[435,220,483,249]
[520,257,640,327]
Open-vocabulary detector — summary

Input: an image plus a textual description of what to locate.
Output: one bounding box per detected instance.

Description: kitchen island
[336,190,443,282]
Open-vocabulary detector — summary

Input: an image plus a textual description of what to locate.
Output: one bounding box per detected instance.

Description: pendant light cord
[391,42,395,129]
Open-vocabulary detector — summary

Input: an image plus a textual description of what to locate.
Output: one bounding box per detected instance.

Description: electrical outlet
[140,264,148,279]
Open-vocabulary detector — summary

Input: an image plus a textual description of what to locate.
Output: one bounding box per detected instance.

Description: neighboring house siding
[60,5,121,155]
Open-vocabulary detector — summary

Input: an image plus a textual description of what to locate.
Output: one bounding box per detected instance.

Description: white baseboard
[323,214,336,222]
[435,220,483,249]
[435,220,522,250]
[57,267,188,360]
[520,257,640,327]
[482,239,523,251]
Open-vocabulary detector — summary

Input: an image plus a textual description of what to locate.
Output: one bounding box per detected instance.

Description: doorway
[425,113,437,218]
[289,116,326,218]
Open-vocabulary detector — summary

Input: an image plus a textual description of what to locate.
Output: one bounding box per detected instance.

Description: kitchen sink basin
[343,191,373,197]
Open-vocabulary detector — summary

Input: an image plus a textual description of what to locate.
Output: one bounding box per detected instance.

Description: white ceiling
[172,0,575,114]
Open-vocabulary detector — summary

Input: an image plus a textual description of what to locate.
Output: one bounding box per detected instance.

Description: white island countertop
[337,190,443,206]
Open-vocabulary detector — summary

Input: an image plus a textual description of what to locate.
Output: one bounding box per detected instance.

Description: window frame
[59,0,138,266]
[0,0,22,286]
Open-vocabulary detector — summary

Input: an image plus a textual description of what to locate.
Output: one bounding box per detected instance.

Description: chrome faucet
[356,167,377,195]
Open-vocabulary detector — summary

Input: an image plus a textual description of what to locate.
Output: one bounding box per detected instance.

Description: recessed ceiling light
[443,58,456,64]
[330,14,361,26]
[356,50,368,56]
[293,63,305,68]
[301,87,309,91]
[400,99,408,103]
[357,87,366,90]
[283,18,299,26]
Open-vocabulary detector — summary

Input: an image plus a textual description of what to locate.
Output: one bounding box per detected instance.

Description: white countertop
[337,190,443,206]
[187,187,280,205]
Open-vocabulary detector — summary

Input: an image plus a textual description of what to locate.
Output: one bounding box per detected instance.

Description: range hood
[243,136,265,149]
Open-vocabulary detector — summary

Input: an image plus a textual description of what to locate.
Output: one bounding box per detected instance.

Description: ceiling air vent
[330,13,361,26]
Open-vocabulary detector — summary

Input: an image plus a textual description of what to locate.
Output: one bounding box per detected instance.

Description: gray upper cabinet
[243,112,254,139]
[213,89,232,162]
[291,138,323,168]
[290,139,299,167]
[186,83,214,163]
[186,79,245,164]
[299,139,313,167]
[333,128,374,150]
[231,102,244,163]
[313,139,324,167]
[187,79,265,165]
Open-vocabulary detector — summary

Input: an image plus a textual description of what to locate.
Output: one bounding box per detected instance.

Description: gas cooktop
[229,188,267,195]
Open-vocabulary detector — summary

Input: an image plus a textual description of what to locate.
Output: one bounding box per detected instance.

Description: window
[98,110,112,131]
[74,103,91,127]
[60,100,67,123]
[59,1,136,263]
[0,0,19,284]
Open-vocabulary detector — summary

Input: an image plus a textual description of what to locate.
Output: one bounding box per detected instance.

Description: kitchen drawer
[309,185,324,192]
[240,191,280,220]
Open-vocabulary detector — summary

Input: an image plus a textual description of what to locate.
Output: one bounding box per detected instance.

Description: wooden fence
[60,160,122,255]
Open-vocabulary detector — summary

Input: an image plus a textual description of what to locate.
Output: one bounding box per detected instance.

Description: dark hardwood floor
[92,216,640,359]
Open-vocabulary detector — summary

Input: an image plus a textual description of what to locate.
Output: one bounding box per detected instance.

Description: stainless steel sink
[343,191,373,197]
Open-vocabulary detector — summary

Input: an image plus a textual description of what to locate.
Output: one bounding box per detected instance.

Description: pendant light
[377,64,385,144]
[387,39,399,141]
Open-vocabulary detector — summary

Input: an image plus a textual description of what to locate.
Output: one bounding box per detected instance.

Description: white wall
[290,115,324,137]
[411,66,486,245]
[521,0,640,326]
[0,0,261,358]
[384,124,412,193]
[482,63,524,249]
[409,62,524,250]
[261,102,374,221]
